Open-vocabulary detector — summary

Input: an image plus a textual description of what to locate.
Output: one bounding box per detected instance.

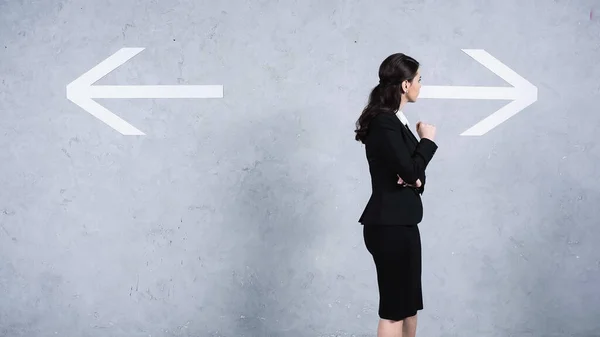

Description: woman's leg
[402,314,417,337]
[377,318,403,337]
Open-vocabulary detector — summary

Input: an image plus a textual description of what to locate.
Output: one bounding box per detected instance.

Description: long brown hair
[354,53,420,143]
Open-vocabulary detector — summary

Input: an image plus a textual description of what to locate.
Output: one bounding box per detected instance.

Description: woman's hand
[397,175,422,188]
[416,121,436,141]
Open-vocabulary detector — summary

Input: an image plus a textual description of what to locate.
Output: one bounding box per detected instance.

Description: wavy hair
[354,53,420,143]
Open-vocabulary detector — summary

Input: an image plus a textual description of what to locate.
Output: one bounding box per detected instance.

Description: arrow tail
[88,85,224,98]
[419,86,518,100]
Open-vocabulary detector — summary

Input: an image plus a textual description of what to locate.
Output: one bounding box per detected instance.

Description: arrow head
[66,48,147,135]
[459,49,538,136]
[460,84,537,136]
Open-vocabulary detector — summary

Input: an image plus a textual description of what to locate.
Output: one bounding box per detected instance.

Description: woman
[355,53,438,337]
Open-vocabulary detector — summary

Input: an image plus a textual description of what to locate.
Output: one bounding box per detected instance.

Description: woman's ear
[402,80,409,93]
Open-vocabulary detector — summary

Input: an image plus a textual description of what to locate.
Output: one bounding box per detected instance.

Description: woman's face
[403,69,422,102]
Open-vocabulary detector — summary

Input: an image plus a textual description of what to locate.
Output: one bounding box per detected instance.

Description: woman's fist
[416,122,436,140]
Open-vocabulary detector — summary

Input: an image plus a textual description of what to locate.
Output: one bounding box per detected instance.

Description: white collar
[396,110,409,126]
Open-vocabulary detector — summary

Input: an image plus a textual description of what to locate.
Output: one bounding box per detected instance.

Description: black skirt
[363,224,423,321]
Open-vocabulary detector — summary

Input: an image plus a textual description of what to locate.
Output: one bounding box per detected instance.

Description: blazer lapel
[403,124,419,145]
[396,120,418,146]
[395,111,419,145]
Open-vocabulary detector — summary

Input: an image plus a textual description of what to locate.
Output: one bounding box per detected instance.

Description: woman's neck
[398,97,407,112]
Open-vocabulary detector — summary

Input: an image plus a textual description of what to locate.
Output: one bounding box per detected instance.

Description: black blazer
[358,111,438,226]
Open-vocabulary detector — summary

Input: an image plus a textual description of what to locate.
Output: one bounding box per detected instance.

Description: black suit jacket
[358,111,438,226]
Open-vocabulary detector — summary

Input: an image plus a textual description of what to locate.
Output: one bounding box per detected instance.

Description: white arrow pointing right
[419,49,538,136]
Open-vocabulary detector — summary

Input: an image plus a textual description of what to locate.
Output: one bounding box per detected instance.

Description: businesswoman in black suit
[355,53,438,337]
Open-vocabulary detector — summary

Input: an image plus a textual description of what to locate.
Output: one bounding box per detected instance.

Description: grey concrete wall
[1,0,599,336]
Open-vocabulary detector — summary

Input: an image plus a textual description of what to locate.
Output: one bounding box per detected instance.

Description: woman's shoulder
[370,110,399,127]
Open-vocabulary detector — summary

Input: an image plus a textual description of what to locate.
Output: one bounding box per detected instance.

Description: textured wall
[1,0,599,336]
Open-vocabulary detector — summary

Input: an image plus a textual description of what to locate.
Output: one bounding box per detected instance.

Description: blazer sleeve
[376,114,438,185]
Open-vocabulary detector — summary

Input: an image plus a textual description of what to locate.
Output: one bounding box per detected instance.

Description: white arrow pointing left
[66,47,223,135]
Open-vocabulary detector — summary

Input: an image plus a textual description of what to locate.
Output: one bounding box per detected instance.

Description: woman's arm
[375,114,438,185]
